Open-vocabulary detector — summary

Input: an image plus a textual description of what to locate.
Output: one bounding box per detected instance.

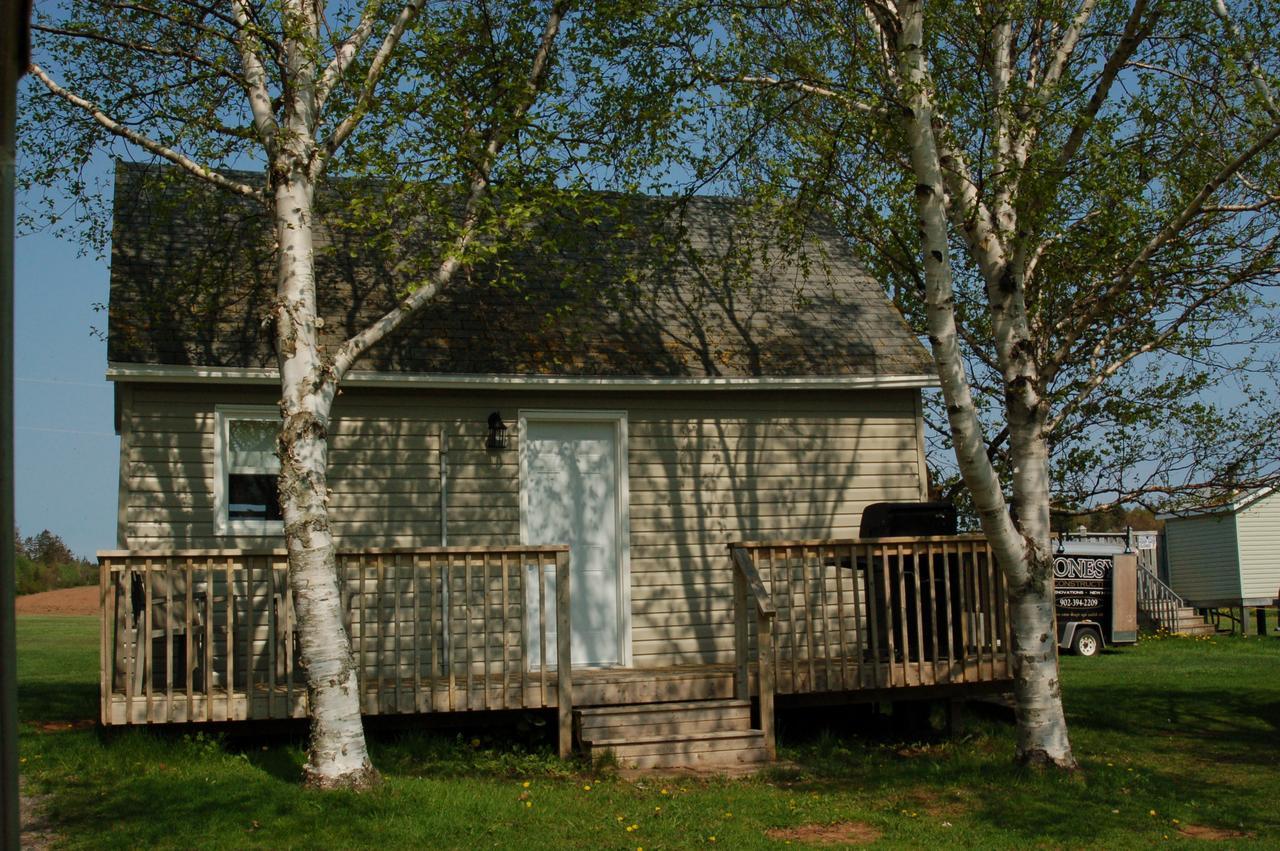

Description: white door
[523,418,622,667]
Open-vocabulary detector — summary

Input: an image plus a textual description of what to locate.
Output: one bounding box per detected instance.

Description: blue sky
[14,192,117,559]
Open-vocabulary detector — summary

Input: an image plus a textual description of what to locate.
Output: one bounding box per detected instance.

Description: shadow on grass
[18,682,98,724]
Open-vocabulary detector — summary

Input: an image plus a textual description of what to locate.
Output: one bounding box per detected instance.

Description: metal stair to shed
[575,698,769,771]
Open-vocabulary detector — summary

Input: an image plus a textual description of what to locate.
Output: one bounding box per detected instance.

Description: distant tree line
[13,528,95,595]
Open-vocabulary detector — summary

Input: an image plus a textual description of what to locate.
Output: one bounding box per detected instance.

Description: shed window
[215,408,283,535]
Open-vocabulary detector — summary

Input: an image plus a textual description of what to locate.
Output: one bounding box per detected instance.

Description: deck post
[757,610,776,760]
[732,550,749,702]
[554,549,573,758]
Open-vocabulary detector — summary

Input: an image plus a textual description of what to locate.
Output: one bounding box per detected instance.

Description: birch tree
[686,0,1280,767]
[22,0,677,788]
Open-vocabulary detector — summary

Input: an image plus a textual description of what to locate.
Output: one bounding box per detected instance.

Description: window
[214,407,282,535]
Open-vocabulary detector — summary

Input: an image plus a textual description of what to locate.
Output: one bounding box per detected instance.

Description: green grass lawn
[16,615,1280,849]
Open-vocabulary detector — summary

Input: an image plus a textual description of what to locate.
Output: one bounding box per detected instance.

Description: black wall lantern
[486,411,509,450]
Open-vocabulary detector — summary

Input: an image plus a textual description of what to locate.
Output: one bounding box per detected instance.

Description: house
[100,162,1014,768]
[1161,488,1280,617]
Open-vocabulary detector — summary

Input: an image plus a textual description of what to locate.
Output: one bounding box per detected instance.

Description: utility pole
[2,2,32,847]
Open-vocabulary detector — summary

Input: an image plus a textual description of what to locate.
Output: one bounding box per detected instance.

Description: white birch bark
[885,0,1076,768]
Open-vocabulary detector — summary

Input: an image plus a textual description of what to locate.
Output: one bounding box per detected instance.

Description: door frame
[518,409,633,668]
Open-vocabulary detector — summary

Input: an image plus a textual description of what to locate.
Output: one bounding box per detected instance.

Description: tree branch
[1049,122,1280,373]
[314,0,384,112]
[327,1,570,383]
[316,0,428,170]
[28,63,263,199]
[230,0,279,153]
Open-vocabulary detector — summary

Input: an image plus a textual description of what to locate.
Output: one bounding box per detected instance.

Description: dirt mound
[765,822,883,846]
[15,585,100,616]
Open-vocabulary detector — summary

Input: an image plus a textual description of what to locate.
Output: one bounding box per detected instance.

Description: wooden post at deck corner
[554,548,573,759]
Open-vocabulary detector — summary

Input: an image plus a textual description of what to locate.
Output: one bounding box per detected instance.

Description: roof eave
[106,362,941,391]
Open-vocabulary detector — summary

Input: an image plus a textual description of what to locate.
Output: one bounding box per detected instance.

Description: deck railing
[729,535,1013,699]
[99,546,573,754]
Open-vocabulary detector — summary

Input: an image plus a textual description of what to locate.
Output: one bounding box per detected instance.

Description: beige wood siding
[120,383,928,668]
[1164,513,1241,603]
[1233,492,1280,601]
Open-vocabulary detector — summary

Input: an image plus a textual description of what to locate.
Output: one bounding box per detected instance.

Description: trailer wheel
[1071,628,1101,657]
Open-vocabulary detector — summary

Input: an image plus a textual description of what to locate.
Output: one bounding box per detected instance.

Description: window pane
[229,418,279,471]
[228,474,282,521]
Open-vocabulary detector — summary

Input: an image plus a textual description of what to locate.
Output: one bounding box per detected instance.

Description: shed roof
[1158,487,1276,521]
[107,162,934,382]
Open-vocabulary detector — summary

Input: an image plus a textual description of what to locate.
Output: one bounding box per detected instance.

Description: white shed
[1161,488,1280,607]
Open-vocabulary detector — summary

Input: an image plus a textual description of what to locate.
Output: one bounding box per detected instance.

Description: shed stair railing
[1136,564,1207,633]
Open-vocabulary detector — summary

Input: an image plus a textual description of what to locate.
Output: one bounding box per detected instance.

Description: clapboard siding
[1164,514,1241,602]
[1233,492,1280,600]
[120,382,927,668]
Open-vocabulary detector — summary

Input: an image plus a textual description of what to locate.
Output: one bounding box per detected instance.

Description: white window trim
[213,404,283,537]
[518,409,633,669]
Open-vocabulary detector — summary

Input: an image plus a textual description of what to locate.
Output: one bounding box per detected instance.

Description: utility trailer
[1054,548,1139,656]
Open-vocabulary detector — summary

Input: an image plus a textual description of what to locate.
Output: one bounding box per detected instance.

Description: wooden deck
[98,536,1014,756]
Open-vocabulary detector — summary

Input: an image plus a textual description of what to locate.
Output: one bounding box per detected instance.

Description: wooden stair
[1164,607,1217,636]
[1139,605,1217,636]
[575,698,770,771]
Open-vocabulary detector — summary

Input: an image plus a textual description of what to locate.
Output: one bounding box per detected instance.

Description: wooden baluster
[865,544,882,689]
[500,551,510,710]
[798,546,817,692]
[818,546,837,692]
[144,558,153,723]
[481,551,490,711]
[910,543,927,686]
[846,544,865,689]
[206,563,218,721]
[941,541,957,684]
[538,552,549,708]
[519,551,529,710]
[266,557,277,719]
[997,543,1013,676]
[412,553,423,713]
[925,543,941,685]
[444,553,455,713]
[284,563,295,717]
[185,559,195,722]
[985,542,999,682]
[163,558,174,723]
[879,544,897,687]
[99,559,110,725]
[464,552,474,711]
[778,547,796,694]
[225,557,236,720]
[835,545,852,691]
[246,557,257,720]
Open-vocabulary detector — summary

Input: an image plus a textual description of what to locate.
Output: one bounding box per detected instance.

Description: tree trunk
[888,0,1075,769]
[1007,409,1075,768]
[273,168,376,789]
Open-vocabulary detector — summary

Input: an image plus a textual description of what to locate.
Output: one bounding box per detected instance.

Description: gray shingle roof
[108,161,933,379]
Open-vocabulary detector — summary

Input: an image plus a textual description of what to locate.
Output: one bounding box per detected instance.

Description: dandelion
[617,816,625,822]
[724,812,733,818]
[626,824,639,833]
[709,837,716,843]
[471,738,481,748]
[1172,819,1180,825]
[654,807,662,814]
[526,801,533,808]
[522,781,531,789]
[1150,810,1158,817]
[660,788,669,795]
[583,784,592,792]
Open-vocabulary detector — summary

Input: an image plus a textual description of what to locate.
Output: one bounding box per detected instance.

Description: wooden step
[588,729,769,770]
[576,699,752,742]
